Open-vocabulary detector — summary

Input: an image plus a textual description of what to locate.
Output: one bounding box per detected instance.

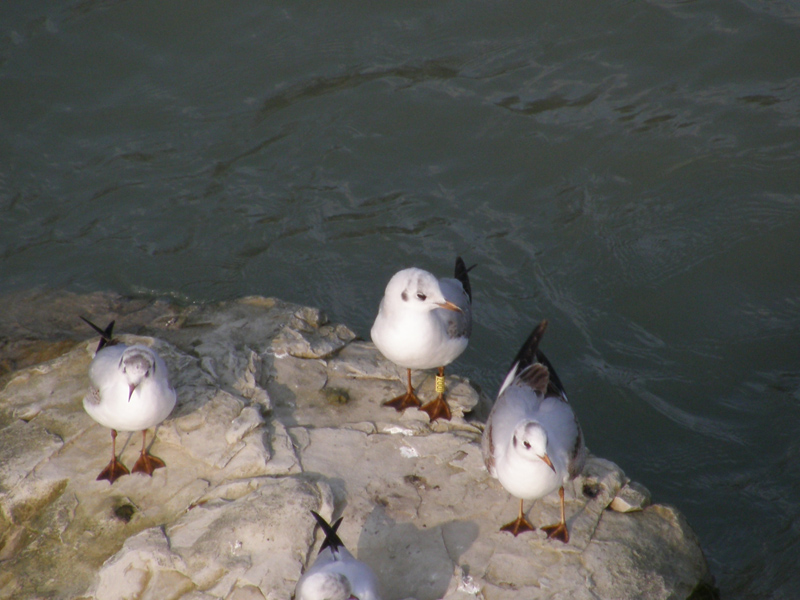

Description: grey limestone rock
[0,291,713,600]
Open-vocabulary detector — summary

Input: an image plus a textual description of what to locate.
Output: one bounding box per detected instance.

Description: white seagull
[82,317,177,484]
[482,320,586,542]
[295,511,382,600]
[370,256,473,421]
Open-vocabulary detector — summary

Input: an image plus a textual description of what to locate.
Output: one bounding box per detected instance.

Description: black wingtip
[454,256,476,302]
[81,316,115,352]
[510,320,567,397]
[510,320,548,375]
[310,510,346,555]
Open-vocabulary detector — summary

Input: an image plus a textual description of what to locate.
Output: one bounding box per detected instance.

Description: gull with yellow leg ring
[370,256,474,422]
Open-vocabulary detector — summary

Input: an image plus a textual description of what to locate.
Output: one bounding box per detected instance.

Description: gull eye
[523,441,531,450]
[416,292,427,301]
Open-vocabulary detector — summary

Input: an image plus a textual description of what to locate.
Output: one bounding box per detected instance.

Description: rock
[0,289,178,381]
[581,505,709,600]
[0,419,64,493]
[273,307,357,359]
[0,291,714,600]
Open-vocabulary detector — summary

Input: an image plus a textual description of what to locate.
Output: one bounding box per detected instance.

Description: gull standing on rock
[482,320,586,542]
[370,256,473,422]
[81,317,177,484]
[295,511,382,600]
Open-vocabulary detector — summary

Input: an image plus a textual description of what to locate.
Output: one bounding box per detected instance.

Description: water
[2,1,800,597]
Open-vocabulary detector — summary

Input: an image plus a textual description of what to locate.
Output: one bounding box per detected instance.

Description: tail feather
[81,317,115,352]
[497,320,567,399]
[497,320,548,396]
[535,349,566,397]
[508,320,548,376]
[311,510,346,555]
[454,256,476,302]
[509,320,568,398]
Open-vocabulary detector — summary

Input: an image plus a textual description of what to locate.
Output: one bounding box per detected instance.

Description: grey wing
[88,344,127,389]
[538,396,585,479]
[341,559,383,600]
[568,420,587,479]
[85,384,102,406]
[153,350,174,387]
[481,388,527,478]
[438,278,472,338]
[439,277,470,312]
[481,410,497,477]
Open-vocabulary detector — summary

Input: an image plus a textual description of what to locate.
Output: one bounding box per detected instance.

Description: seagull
[370,256,473,421]
[481,320,586,542]
[295,511,382,600]
[81,317,177,484]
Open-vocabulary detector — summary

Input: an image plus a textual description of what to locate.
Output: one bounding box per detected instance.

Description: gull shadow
[357,505,479,600]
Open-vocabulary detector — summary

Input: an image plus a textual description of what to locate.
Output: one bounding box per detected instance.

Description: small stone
[610,481,653,513]
[442,564,485,599]
[290,306,328,331]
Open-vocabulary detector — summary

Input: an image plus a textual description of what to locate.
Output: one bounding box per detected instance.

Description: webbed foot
[132,452,166,476]
[97,457,130,484]
[383,390,422,412]
[500,515,536,536]
[419,395,452,421]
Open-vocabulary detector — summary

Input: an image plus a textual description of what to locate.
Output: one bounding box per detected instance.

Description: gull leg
[132,430,166,476]
[383,369,422,411]
[541,486,570,543]
[97,429,130,484]
[500,498,536,536]
[420,366,452,421]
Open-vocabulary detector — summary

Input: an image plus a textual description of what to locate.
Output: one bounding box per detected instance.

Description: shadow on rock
[358,505,480,600]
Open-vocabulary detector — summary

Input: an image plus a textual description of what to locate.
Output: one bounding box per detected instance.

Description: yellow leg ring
[435,375,446,394]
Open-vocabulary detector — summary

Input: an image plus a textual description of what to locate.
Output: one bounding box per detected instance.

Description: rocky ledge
[0,291,715,600]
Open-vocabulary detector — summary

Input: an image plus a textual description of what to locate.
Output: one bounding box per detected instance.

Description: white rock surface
[0,293,714,600]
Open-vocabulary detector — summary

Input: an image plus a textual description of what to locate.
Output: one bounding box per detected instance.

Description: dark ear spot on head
[512,435,517,448]
[401,291,409,302]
